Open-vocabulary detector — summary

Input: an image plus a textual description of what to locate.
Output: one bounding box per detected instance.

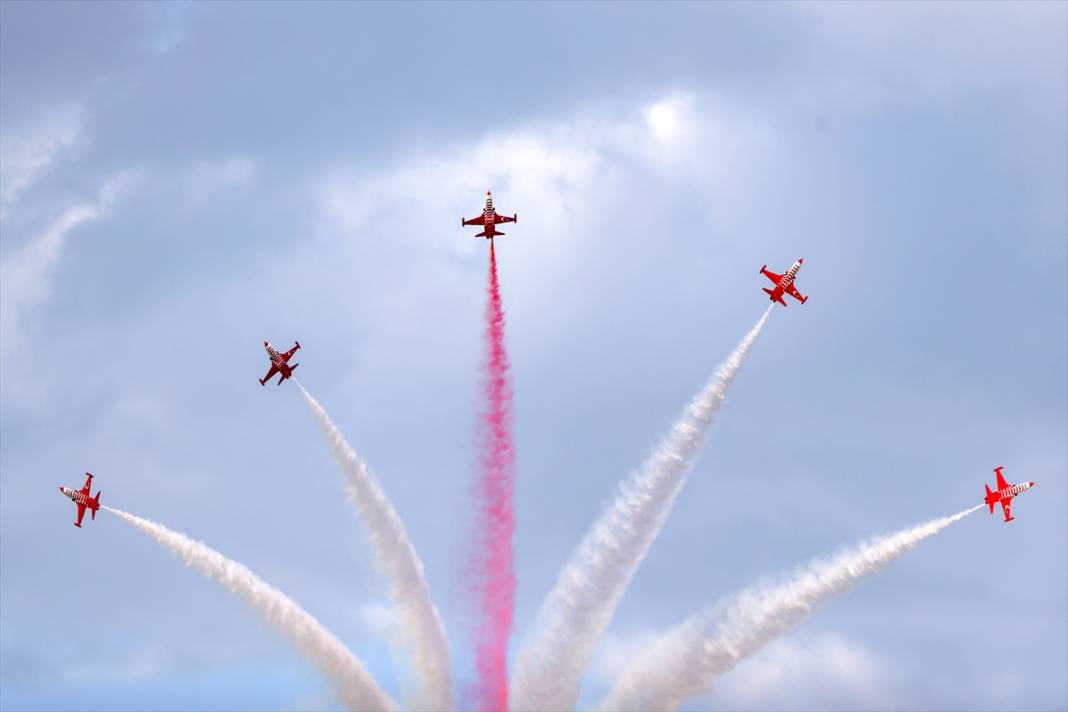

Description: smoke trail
[104,506,396,712]
[600,504,983,712]
[297,383,453,711]
[510,306,774,712]
[469,239,517,711]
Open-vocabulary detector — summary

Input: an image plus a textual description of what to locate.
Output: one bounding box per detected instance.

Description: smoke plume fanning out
[600,505,984,712]
[510,305,774,712]
[104,506,397,712]
[297,382,453,711]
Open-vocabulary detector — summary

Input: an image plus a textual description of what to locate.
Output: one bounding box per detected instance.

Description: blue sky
[1,2,1065,710]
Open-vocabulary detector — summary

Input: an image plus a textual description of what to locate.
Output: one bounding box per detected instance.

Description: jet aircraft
[260,340,300,386]
[760,258,808,307]
[462,191,517,239]
[984,466,1035,522]
[59,472,101,528]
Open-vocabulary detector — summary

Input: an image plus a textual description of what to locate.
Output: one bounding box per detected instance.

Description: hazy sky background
[1,2,1065,710]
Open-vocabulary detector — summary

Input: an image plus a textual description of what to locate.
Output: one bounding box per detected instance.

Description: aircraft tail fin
[985,484,995,512]
[763,288,788,307]
[278,364,298,385]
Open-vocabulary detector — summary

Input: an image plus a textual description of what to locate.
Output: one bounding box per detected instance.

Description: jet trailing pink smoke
[599,505,984,712]
[104,506,396,712]
[469,240,517,711]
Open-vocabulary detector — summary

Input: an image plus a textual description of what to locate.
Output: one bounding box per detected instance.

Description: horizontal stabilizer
[763,287,788,307]
[476,230,488,237]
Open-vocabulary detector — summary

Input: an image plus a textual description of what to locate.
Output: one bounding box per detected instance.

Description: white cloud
[0,106,82,219]
[643,93,695,145]
[798,2,1066,100]
[586,630,664,688]
[185,157,256,204]
[586,630,897,711]
[0,173,133,385]
[709,632,898,711]
[62,643,171,683]
[316,89,756,284]
[353,600,399,639]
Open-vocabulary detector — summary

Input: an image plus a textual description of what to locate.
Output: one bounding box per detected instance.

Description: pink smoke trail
[471,239,517,711]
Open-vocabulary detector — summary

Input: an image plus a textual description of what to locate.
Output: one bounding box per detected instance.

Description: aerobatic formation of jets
[60,192,1035,539]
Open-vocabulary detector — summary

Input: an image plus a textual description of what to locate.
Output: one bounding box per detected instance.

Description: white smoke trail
[600,504,984,712]
[297,382,453,711]
[104,506,395,712]
[510,306,774,712]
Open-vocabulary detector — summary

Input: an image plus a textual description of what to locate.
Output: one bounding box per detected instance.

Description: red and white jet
[260,340,300,386]
[984,466,1035,523]
[461,191,517,240]
[760,258,808,307]
[59,472,101,528]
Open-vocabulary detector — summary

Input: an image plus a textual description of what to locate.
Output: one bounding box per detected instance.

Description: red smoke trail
[472,239,517,711]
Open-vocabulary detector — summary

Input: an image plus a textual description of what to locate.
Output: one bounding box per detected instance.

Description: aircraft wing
[1000,497,1013,522]
[995,467,1010,490]
[75,502,87,527]
[493,213,516,224]
[463,215,486,226]
[786,283,807,302]
[762,269,783,285]
[282,345,299,361]
[261,363,279,385]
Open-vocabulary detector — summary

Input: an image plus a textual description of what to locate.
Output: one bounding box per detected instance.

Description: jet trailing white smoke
[600,504,984,712]
[510,305,774,712]
[297,382,453,711]
[104,506,396,712]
